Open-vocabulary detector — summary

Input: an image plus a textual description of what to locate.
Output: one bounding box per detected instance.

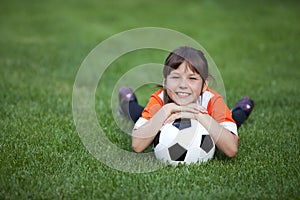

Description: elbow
[132,139,144,153]
[227,147,238,158]
[225,133,238,158]
[227,142,238,158]
[132,145,143,153]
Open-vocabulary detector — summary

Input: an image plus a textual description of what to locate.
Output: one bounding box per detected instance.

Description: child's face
[165,61,207,106]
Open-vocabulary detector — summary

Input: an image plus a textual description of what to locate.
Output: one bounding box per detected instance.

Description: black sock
[129,101,144,123]
[232,108,247,129]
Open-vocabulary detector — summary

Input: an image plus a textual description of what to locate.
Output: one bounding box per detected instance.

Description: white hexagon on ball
[153,118,215,165]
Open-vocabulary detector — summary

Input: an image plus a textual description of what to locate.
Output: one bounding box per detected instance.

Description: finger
[179,105,207,114]
[189,104,208,114]
[198,107,208,114]
[164,115,174,124]
[177,105,199,113]
[164,113,181,124]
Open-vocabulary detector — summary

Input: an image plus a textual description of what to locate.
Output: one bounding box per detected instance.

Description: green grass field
[1,0,299,199]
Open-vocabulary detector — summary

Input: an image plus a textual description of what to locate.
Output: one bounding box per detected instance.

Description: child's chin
[175,100,194,106]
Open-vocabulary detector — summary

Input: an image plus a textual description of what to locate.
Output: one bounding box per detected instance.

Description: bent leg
[129,101,144,123]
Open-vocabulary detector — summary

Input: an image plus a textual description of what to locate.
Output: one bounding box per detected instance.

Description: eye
[170,76,180,79]
[189,77,198,80]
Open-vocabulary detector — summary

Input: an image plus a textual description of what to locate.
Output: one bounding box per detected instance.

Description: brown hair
[162,46,209,104]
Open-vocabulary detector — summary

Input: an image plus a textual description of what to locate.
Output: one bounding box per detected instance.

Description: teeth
[177,92,189,96]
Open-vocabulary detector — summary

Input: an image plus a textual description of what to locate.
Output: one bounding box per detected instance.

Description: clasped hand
[164,103,208,124]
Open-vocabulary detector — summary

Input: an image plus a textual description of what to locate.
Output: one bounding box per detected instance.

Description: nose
[178,77,188,89]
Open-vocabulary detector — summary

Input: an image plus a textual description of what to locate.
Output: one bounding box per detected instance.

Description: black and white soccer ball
[153,118,215,165]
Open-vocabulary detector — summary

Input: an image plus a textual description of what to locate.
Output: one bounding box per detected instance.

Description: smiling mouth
[176,92,191,97]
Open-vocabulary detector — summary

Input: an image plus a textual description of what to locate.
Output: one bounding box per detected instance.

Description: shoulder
[205,88,227,108]
[135,89,164,127]
[152,89,164,97]
[149,89,164,104]
[200,88,222,108]
[206,88,222,98]
[204,88,238,135]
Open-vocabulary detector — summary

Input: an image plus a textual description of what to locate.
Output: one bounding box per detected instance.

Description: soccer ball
[153,118,215,165]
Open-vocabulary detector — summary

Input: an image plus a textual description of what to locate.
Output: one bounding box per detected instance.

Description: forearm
[197,114,238,157]
[132,105,172,153]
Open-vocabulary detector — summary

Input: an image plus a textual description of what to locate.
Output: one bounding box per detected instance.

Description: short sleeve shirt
[134,88,238,136]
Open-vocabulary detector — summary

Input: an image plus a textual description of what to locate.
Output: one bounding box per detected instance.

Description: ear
[202,80,209,92]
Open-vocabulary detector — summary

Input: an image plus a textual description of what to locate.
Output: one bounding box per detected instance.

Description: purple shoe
[118,87,137,118]
[231,97,254,128]
[231,96,254,117]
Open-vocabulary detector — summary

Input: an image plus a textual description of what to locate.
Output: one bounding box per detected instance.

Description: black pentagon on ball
[168,143,187,161]
[153,130,161,148]
[200,135,214,153]
[172,118,191,130]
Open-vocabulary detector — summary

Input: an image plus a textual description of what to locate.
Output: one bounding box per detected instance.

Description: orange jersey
[135,88,238,135]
